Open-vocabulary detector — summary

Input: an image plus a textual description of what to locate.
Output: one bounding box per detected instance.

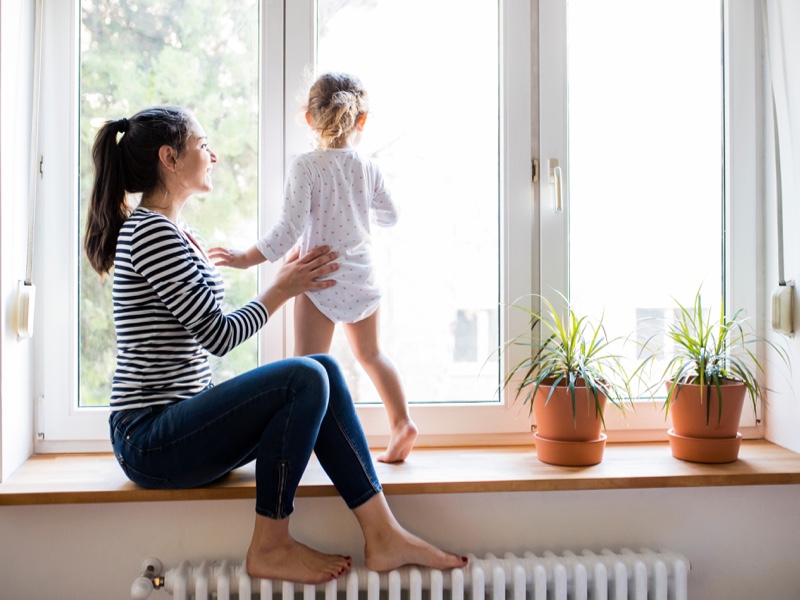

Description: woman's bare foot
[363,525,468,572]
[353,493,467,572]
[247,514,351,584]
[246,538,351,584]
[377,419,418,463]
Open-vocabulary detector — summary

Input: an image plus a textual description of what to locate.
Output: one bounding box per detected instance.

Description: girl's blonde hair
[305,72,369,148]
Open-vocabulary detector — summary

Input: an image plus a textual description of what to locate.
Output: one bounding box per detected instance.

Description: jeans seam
[272,378,302,518]
[276,459,288,517]
[329,400,382,503]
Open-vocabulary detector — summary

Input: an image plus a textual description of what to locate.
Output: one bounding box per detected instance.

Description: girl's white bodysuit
[256,148,398,323]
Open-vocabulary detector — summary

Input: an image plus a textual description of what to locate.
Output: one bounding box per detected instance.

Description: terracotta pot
[533,382,607,442]
[533,432,607,467]
[667,429,742,464]
[666,380,746,439]
[666,380,746,464]
[532,382,608,466]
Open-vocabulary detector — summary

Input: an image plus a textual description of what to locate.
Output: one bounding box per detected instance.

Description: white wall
[2,486,800,599]
[0,0,36,482]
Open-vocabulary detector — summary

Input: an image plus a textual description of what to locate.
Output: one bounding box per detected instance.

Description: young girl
[209,72,417,463]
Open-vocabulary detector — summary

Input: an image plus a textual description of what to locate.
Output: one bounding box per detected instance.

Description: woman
[83,105,466,584]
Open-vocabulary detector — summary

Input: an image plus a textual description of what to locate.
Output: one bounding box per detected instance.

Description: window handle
[549,159,563,213]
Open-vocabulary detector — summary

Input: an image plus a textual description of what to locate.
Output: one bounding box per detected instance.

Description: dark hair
[83,105,193,275]
[305,72,369,148]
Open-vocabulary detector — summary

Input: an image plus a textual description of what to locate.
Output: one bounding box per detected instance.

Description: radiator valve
[131,557,164,600]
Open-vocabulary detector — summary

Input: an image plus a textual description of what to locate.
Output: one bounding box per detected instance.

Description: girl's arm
[257,156,313,262]
[368,161,399,226]
[208,244,265,269]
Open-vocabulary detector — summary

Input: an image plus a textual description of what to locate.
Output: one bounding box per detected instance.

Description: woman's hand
[259,246,339,315]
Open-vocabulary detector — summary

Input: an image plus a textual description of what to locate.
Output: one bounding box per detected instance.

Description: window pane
[78,0,259,406]
[315,0,500,403]
[566,0,723,393]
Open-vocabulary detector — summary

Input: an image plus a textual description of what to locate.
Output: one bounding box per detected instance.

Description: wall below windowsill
[2,440,800,506]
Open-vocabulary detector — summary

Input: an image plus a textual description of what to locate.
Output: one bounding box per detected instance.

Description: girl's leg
[294,293,336,356]
[308,354,466,571]
[110,358,350,584]
[343,309,417,463]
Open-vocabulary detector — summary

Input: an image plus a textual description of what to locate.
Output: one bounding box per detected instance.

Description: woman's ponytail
[84,119,130,276]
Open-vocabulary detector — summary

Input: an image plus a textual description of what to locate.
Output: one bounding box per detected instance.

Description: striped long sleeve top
[110,207,268,411]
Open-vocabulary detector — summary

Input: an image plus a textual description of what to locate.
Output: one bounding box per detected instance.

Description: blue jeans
[110,354,382,518]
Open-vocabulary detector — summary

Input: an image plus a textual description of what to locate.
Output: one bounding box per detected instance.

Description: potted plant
[499,294,636,466]
[653,289,789,463]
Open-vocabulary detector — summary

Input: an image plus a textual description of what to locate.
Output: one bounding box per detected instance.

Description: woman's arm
[129,215,336,357]
[128,217,266,356]
[256,245,339,316]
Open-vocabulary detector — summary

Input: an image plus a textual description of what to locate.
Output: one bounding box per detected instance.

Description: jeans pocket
[112,406,162,448]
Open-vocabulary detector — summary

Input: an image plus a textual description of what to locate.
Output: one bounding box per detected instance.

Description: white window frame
[34,0,764,451]
[538,0,764,441]
[35,0,536,450]
[35,0,99,452]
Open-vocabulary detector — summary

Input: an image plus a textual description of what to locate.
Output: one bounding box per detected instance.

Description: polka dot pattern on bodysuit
[255,148,398,323]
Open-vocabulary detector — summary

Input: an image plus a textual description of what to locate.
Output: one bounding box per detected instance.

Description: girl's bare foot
[247,514,351,584]
[377,419,418,463]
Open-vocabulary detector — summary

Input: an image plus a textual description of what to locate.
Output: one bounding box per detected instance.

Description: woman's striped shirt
[110,207,268,411]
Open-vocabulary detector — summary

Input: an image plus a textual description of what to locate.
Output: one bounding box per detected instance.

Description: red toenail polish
[462,556,468,562]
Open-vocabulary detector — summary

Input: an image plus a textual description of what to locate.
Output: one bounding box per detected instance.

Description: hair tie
[119,118,129,133]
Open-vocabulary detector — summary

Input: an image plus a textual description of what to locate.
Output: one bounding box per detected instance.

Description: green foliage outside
[79,0,259,406]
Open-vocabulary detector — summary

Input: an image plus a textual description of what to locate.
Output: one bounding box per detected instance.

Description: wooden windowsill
[2,440,800,506]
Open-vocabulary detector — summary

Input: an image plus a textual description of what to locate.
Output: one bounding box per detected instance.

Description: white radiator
[131,548,689,600]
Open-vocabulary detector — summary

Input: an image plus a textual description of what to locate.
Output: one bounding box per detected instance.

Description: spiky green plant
[659,288,790,423]
[500,294,637,426]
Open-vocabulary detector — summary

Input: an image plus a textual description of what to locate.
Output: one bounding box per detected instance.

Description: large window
[35,0,760,449]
